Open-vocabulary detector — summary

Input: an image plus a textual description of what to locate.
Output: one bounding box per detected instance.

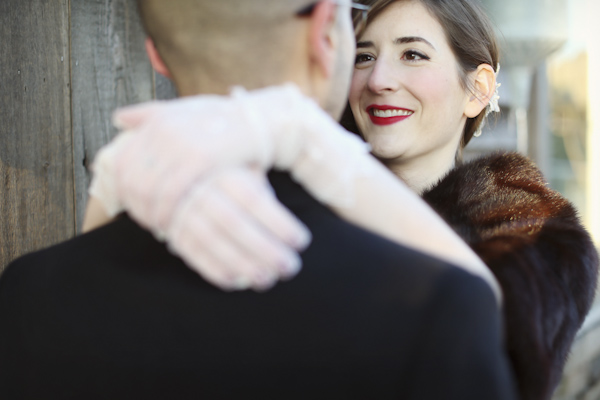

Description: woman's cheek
[407,69,447,106]
[349,71,367,105]
[349,72,368,128]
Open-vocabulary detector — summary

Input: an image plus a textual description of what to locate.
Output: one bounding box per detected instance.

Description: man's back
[0,172,516,399]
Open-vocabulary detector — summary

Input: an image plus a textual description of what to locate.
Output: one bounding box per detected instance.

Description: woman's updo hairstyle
[343,0,500,149]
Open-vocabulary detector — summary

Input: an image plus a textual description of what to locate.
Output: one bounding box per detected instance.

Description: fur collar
[423,152,599,400]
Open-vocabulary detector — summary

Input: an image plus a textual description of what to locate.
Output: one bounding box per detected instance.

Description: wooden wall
[0,0,175,272]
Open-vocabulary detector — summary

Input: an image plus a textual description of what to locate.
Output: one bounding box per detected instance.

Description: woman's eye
[403,50,429,61]
[355,53,375,65]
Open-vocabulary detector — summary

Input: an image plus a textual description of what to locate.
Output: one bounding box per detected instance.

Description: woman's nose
[367,58,401,94]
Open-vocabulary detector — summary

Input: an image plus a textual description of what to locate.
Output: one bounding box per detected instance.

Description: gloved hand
[110,84,371,228]
[165,167,309,290]
[91,83,371,290]
[90,137,311,290]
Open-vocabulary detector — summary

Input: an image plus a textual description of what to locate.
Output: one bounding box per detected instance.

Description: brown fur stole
[422,152,599,400]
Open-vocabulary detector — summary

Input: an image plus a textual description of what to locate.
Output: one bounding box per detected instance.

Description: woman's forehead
[360,1,449,51]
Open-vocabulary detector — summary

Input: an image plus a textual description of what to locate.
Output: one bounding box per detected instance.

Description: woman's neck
[383,151,457,195]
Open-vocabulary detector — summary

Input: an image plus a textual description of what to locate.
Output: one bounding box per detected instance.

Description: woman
[343,1,597,399]
[85,0,598,399]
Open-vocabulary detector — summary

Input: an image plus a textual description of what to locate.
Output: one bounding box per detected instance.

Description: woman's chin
[368,140,409,161]
[370,149,408,165]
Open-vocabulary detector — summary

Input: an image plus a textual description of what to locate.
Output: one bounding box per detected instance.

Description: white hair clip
[473,64,501,137]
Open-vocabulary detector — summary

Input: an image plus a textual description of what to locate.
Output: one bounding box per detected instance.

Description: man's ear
[464,64,496,118]
[307,1,338,79]
[145,37,172,79]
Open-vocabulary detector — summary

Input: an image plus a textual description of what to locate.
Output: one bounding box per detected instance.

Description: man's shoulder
[0,216,179,293]
[268,171,489,299]
[0,202,496,321]
[0,206,510,400]
[426,264,499,323]
[406,264,516,400]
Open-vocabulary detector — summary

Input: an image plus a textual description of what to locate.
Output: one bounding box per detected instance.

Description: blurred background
[472,0,599,256]
[471,2,600,397]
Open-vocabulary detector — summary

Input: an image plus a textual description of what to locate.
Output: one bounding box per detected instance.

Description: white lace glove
[90,84,370,290]
[109,84,371,232]
[165,167,307,290]
[90,145,310,290]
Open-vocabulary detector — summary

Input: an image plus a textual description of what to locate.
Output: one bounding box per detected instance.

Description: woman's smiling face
[349,0,472,168]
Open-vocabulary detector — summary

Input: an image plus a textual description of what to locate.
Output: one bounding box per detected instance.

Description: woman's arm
[84,140,311,291]
[82,196,114,232]
[97,84,500,300]
[323,161,498,293]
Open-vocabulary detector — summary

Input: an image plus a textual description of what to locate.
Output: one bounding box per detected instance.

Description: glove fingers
[168,174,301,291]
[169,207,258,291]
[112,102,163,131]
[217,169,312,250]
[203,185,303,281]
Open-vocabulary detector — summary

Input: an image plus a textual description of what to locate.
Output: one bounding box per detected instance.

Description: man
[0,1,516,398]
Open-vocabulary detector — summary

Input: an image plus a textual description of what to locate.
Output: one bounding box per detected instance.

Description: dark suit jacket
[0,172,516,399]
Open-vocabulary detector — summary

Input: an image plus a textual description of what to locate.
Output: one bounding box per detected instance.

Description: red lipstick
[366,105,413,126]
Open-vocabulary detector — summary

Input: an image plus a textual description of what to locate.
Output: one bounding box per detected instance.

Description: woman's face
[349,0,471,167]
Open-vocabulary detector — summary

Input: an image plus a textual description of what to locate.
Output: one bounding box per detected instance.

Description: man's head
[137,0,356,119]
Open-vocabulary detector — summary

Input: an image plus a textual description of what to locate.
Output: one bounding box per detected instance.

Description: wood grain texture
[155,72,178,100]
[0,0,74,271]
[70,0,154,231]
[0,0,174,270]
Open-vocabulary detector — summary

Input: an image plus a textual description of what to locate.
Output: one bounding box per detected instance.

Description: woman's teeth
[372,109,413,117]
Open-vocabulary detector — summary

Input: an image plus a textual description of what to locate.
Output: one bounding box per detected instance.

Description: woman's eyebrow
[356,36,436,50]
[394,36,436,49]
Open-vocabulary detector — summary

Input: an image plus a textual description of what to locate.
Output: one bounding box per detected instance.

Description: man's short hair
[136,0,314,89]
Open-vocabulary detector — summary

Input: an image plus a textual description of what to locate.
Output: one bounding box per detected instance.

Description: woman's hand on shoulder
[89,102,313,290]
[164,167,311,291]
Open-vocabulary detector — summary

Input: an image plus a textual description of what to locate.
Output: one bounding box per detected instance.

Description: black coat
[423,152,599,400]
[0,172,517,400]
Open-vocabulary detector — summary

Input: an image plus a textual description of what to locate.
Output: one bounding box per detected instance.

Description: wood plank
[0,0,74,271]
[155,72,178,100]
[70,0,154,231]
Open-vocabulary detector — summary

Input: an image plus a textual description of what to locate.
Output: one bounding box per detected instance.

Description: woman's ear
[307,1,338,79]
[464,64,496,118]
[145,37,172,79]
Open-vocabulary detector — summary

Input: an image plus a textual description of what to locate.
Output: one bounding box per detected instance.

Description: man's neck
[174,76,233,97]
[171,65,313,99]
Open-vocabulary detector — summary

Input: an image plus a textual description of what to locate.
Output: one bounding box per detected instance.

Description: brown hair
[342,0,499,150]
